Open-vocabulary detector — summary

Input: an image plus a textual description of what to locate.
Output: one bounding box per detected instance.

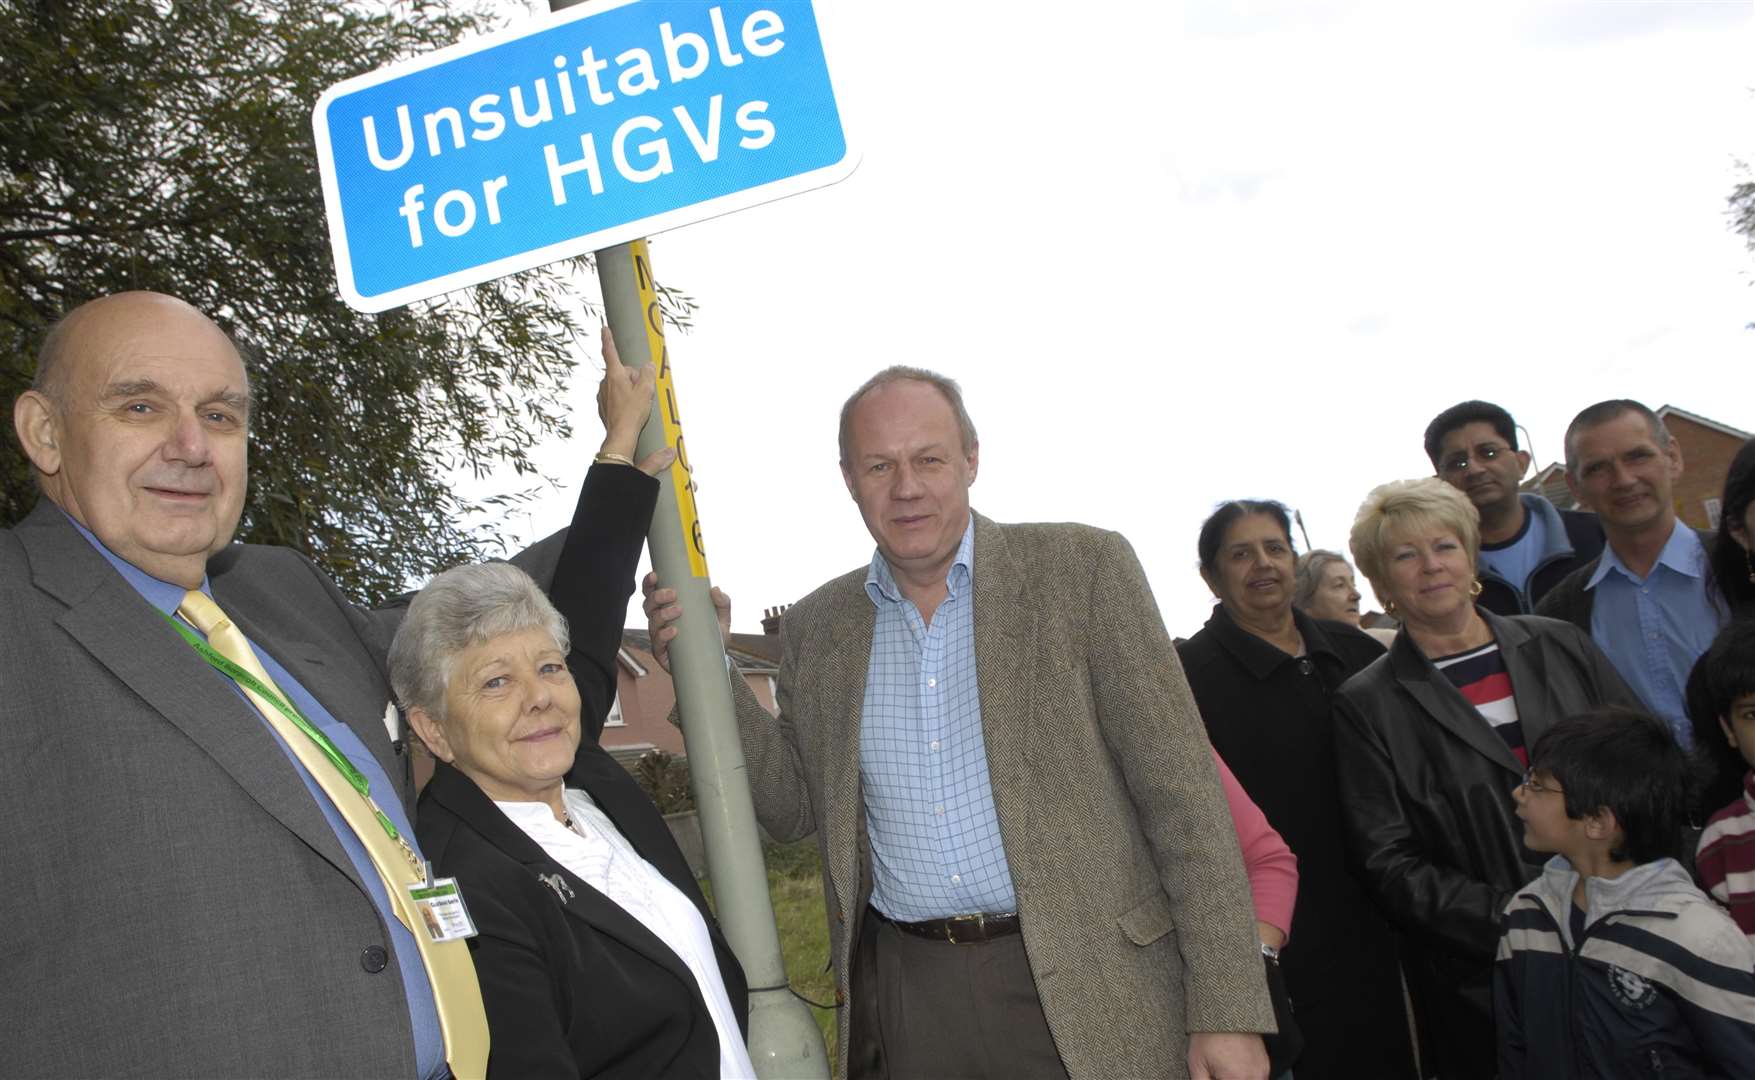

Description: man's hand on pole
[642,571,732,672]
[596,325,675,477]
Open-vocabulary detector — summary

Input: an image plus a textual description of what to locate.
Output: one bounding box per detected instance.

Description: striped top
[1697,771,1755,941]
[1433,641,1527,766]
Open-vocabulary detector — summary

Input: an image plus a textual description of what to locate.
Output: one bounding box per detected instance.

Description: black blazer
[416,461,747,1078]
[1178,608,1416,1078]
[1332,609,1641,1079]
[419,753,748,1079]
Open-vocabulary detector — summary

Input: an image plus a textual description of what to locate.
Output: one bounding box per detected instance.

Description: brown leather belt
[872,907,1021,945]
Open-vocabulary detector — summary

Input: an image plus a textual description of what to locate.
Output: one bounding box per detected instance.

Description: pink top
[1215,751,1298,940]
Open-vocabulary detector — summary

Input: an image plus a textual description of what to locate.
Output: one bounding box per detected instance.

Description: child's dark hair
[1687,618,1755,815]
[1529,707,1689,864]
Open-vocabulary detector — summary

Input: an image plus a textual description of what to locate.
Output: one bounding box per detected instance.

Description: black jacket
[1332,610,1642,1080]
[419,754,748,1079]
[1535,527,1718,632]
[415,462,747,1078]
[1178,607,1415,1079]
[1475,496,1605,617]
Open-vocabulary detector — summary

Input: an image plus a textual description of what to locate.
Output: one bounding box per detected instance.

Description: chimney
[761,605,789,637]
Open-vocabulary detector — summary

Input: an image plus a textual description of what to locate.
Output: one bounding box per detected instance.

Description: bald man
[1,293,638,1077]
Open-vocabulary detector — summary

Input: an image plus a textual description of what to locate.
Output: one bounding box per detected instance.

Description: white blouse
[494,789,757,1079]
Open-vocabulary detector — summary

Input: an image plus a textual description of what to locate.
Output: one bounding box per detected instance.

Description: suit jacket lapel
[1491,612,1556,752]
[814,576,876,924]
[1391,632,1523,776]
[223,605,402,787]
[19,506,363,882]
[426,763,700,983]
[970,514,1036,893]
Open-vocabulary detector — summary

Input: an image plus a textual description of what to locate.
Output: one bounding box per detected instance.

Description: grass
[701,837,839,1073]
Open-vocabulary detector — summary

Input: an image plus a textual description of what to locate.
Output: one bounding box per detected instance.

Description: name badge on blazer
[408,877,479,943]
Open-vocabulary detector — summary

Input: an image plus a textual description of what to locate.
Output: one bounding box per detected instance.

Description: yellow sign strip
[629,239,709,578]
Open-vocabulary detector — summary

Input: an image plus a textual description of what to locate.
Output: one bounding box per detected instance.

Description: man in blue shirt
[645,368,1275,1079]
[2,292,474,1077]
[1536,400,1727,746]
[1424,399,1604,616]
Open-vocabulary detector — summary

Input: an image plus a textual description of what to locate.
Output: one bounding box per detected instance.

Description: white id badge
[408,878,479,942]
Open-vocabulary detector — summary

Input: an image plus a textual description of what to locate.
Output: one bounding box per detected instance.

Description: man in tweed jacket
[647,367,1274,1078]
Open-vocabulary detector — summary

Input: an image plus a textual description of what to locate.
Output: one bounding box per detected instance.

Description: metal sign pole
[595,238,829,1079]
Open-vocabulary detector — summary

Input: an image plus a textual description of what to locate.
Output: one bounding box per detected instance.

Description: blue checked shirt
[861,519,1018,921]
[1587,522,1727,748]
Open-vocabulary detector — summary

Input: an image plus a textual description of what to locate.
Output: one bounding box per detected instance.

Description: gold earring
[1383,599,1398,617]
[1470,579,1484,598]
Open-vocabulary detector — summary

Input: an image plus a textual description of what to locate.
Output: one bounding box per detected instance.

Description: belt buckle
[945,913,981,945]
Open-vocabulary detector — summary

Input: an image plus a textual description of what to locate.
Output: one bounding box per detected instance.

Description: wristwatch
[1260,941,1281,962]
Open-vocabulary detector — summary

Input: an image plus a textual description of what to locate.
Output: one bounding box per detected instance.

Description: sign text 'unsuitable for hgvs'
[314,0,853,312]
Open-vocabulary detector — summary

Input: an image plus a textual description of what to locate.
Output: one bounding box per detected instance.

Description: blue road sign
[313,0,854,312]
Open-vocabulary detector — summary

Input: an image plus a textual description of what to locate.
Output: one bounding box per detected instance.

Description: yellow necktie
[177,590,489,1079]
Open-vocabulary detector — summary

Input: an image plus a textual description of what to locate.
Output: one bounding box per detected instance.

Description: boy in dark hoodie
[1496,707,1755,1078]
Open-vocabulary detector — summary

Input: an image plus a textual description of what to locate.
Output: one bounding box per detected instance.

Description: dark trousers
[848,908,1070,1080]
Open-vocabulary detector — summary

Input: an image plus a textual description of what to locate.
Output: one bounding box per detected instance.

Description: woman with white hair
[394,558,753,1079]
[389,330,754,1078]
[1332,477,1639,1080]
[1294,549,1397,646]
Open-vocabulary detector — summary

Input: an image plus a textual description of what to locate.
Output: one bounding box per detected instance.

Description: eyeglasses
[1521,767,1561,795]
[1441,443,1512,476]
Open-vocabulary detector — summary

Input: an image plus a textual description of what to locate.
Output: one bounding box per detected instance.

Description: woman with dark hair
[1177,500,1416,1078]
[1709,437,1755,614]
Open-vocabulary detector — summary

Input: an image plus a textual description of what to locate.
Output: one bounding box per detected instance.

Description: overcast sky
[462,0,1755,638]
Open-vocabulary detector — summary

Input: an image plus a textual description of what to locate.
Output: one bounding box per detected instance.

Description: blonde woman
[1331,478,1639,1080]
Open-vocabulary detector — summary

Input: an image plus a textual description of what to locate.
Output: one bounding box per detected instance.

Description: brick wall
[602,641,779,758]
[1668,414,1743,530]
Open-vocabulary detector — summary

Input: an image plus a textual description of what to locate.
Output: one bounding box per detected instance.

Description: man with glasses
[1424,400,1605,615]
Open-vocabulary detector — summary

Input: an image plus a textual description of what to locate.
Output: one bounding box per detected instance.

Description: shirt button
[927,677,937,688]
[360,945,389,974]
[951,873,962,885]
[930,740,941,751]
[935,804,945,816]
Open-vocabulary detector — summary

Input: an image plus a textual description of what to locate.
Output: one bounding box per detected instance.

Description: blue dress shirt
[69,515,446,1079]
[1587,522,1727,748]
[860,519,1018,921]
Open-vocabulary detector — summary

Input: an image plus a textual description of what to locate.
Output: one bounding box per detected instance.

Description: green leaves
[0,0,625,604]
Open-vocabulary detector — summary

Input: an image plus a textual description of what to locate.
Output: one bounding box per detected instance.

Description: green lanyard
[159,610,407,846]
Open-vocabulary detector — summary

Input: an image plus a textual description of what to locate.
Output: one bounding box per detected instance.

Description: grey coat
[2,497,583,1077]
[729,513,1276,1079]
[0,501,431,1077]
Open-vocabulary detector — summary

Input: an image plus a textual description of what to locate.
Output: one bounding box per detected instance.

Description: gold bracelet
[594,451,637,468]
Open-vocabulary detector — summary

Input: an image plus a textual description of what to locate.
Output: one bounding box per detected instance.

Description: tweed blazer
[729,513,1275,1079]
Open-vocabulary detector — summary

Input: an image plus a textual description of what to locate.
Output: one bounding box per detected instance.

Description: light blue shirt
[1587,521,1727,748]
[68,515,446,1079]
[860,518,1017,921]
[1478,501,1549,604]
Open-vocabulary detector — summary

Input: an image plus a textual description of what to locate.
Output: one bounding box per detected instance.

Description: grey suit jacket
[730,513,1275,1080]
[3,502,430,1077]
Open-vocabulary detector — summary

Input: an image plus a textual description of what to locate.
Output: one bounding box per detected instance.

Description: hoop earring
[1470,579,1484,598]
